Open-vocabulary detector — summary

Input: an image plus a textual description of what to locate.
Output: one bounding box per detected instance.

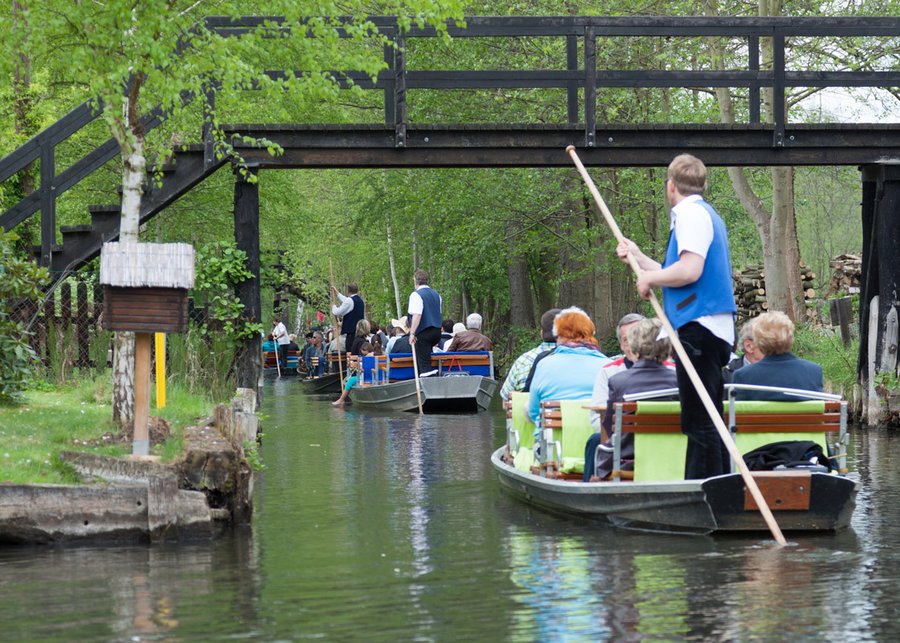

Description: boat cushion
[557,399,595,474]
[510,392,535,471]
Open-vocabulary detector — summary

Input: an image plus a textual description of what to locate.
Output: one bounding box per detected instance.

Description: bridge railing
[2,16,899,267]
[211,16,900,149]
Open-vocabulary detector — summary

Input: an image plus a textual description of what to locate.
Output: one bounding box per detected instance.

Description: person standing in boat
[616,154,736,480]
[407,269,443,377]
[331,283,366,353]
[271,318,290,368]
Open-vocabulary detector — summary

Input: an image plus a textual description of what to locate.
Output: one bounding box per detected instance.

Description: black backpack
[742,440,830,472]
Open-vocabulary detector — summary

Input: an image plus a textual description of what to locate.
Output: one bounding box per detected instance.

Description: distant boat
[493,387,858,535]
[348,351,498,413]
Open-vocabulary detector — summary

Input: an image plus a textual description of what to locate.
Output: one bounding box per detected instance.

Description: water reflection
[4,380,900,641]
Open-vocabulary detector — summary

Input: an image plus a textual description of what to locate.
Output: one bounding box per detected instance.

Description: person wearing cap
[443,313,492,352]
[407,269,443,377]
[526,307,610,426]
[616,153,736,479]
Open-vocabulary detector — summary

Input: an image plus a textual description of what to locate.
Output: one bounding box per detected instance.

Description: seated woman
[526,307,610,426]
[332,341,374,406]
[348,319,371,356]
[584,318,678,482]
[732,311,823,400]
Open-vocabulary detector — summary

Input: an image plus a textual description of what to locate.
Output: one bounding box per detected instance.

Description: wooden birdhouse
[100,242,194,332]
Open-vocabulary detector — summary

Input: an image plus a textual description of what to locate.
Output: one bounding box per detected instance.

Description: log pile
[733,262,817,322]
[826,253,862,296]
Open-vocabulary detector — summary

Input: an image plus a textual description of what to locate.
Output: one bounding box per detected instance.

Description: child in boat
[332,341,374,406]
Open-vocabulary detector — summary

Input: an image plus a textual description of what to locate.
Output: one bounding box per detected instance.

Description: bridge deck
[225,123,900,168]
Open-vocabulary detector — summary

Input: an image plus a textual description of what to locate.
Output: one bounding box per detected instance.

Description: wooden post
[155,333,166,409]
[133,332,151,456]
[234,167,261,401]
[76,280,91,367]
[829,296,853,347]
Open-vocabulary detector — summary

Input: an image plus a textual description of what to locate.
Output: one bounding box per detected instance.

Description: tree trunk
[506,218,535,330]
[112,331,135,432]
[386,211,402,318]
[707,3,804,321]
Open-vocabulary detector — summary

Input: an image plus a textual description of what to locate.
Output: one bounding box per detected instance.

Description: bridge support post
[859,164,900,425]
[234,167,261,406]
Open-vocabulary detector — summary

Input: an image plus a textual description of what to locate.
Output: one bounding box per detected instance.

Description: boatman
[407,269,442,377]
[331,283,366,352]
[616,154,736,480]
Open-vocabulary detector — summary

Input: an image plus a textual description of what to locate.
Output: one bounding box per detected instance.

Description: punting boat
[262,341,300,376]
[349,351,499,413]
[299,353,346,394]
[492,385,858,535]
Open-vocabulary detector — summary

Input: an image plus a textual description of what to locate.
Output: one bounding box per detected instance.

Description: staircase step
[89,205,120,226]
[60,224,92,233]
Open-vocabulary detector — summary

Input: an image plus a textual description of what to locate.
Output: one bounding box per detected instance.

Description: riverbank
[0,378,258,544]
[0,376,212,484]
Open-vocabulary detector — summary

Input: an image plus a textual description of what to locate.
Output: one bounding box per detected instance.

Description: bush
[0,230,48,403]
[792,323,858,401]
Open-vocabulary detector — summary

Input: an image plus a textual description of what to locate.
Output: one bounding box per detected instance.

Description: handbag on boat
[742,440,830,472]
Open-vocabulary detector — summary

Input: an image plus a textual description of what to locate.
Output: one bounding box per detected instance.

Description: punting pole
[329,257,344,386]
[410,341,425,415]
[565,145,787,547]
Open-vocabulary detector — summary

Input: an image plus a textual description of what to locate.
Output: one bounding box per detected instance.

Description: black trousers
[675,322,732,479]
[414,326,442,375]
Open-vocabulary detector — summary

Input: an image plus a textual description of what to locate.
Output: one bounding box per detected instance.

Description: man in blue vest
[407,269,442,377]
[331,283,366,352]
[616,154,736,479]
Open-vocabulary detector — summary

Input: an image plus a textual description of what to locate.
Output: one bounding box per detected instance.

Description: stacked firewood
[733,263,817,322]
[826,253,862,296]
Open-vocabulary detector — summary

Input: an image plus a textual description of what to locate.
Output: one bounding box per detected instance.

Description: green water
[0,378,898,641]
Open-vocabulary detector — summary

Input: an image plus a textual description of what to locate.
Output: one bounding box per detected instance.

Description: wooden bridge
[1,15,899,398]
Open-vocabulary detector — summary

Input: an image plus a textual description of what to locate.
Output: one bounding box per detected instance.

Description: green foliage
[193,242,264,342]
[792,324,859,400]
[0,230,48,403]
[243,439,266,471]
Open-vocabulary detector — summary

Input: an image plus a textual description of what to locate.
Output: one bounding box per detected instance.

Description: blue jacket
[732,352,824,400]
[527,345,610,424]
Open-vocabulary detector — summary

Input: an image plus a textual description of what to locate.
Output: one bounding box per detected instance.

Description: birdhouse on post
[100,242,195,456]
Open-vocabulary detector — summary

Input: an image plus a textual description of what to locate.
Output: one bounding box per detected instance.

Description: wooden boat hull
[350,376,498,413]
[491,447,858,535]
[299,373,343,394]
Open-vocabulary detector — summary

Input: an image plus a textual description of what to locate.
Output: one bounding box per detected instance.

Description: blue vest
[662,199,736,330]
[340,294,365,336]
[415,286,442,333]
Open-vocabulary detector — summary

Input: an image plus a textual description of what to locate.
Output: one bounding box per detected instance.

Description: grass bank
[0,376,218,484]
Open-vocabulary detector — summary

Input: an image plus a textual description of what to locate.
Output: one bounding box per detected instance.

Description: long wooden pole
[566,145,786,546]
[328,258,344,385]
[410,340,425,415]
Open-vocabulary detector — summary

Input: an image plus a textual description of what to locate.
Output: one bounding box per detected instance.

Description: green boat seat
[509,391,535,471]
[540,399,595,474]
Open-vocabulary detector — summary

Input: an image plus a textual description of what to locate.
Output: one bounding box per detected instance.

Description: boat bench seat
[347,354,388,386]
[506,392,536,471]
[387,351,493,381]
[617,400,846,483]
[539,399,595,476]
[263,349,300,371]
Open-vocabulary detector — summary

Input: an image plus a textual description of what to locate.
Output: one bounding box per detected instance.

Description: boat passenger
[589,313,646,430]
[305,331,325,377]
[723,319,762,382]
[526,307,610,426]
[499,308,561,402]
[386,317,410,354]
[437,319,455,350]
[444,313,492,352]
[332,341,374,406]
[349,319,371,356]
[585,318,679,482]
[733,311,823,400]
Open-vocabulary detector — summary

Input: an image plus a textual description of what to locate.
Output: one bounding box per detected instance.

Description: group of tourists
[500,153,824,483]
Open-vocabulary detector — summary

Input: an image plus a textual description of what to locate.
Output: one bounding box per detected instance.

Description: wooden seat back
[614,399,846,482]
[540,399,595,475]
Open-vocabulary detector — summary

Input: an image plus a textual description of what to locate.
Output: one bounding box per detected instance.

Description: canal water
[2,379,900,641]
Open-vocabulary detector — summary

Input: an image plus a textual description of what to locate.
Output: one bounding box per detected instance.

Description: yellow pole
[155,332,166,409]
